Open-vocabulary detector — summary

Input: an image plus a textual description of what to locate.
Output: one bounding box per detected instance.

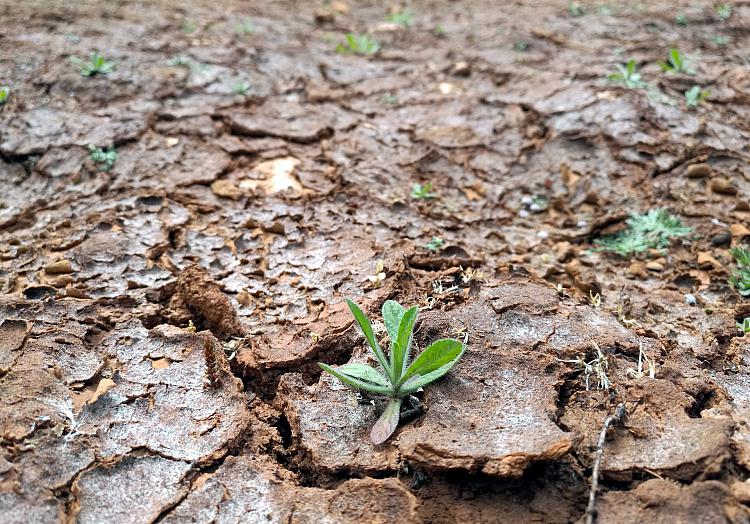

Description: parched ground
[2,0,750,522]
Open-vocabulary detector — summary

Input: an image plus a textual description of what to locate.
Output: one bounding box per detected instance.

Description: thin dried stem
[585,403,626,524]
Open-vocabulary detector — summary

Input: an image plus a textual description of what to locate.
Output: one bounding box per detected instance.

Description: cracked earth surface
[2,0,750,522]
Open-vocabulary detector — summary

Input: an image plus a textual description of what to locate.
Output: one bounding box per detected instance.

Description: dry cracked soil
[2,0,750,523]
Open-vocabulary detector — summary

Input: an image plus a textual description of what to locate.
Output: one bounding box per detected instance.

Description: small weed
[181,19,198,33]
[513,41,529,52]
[0,86,9,105]
[712,35,730,46]
[235,19,255,35]
[336,33,380,55]
[589,290,602,309]
[685,85,709,108]
[386,10,414,27]
[168,55,192,67]
[69,53,116,77]
[716,4,731,21]
[658,48,695,75]
[382,93,398,104]
[729,248,750,296]
[737,318,750,336]
[568,1,585,17]
[88,145,117,172]
[520,194,549,213]
[607,59,647,89]
[675,14,687,26]
[557,343,611,391]
[626,343,656,379]
[232,82,250,95]
[424,236,444,252]
[592,209,692,258]
[433,24,447,37]
[411,182,436,200]
[319,299,466,443]
[368,259,386,288]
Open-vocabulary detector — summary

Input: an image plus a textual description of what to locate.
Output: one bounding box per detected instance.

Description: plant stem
[585,403,626,524]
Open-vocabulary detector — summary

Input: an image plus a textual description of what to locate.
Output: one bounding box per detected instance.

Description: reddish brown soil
[2,1,750,522]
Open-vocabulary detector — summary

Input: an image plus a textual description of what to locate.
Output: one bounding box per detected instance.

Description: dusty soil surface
[2,0,750,522]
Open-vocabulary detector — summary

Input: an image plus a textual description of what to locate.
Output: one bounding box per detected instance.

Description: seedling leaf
[400,338,465,386]
[392,306,418,377]
[346,299,391,377]
[370,398,402,444]
[399,348,466,395]
[382,300,406,344]
[317,363,392,395]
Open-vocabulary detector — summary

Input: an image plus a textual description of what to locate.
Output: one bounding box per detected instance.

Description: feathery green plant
[729,248,750,296]
[593,209,692,257]
[88,145,117,172]
[319,299,466,444]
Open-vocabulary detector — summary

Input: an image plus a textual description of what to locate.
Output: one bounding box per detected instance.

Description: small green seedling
[88,145,117,172]
[424,236,444,252]
[336,33,380,55]
[235,19,255,35]
[738,317,750,336]
[319,299,466,444]
[411,182,436,200]
[513,41,529,52]
[386,10,414,27]
[675,14,687,26]
[433,24,447,37]
[0,86,9,105]
[70,53,116,77]
[568,1,585,16]
[607,59,647,89]
[233,82,250,95]
[181,19,198,33]
[685,86,709,108]
[593,209,692,257]
[717,4,731,21]
[729,247,750,296]
[712,35,730,46]
[658,48,695,75]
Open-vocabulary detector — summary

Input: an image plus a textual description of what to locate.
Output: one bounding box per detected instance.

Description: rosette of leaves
[319,299,466,444]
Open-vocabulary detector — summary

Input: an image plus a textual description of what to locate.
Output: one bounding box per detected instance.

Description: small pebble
[685,294,697,306]
[710,232,731,247]
[537,230,549,239]
[645,261,664,272]
[521,195,533,206]
[686,163,712,179]
[519,209,529,218]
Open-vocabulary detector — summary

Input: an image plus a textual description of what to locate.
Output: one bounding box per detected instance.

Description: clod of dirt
[601,379,734,481]
[0,318,31,374]
[160,454,419,523]
[71,455,192,524]
[595,479,749,523]
[81,323,251,462]
[173,265,245,339]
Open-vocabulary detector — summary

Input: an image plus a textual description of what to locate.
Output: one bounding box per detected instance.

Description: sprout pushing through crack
[318,299,466,444]
[557,342,611,391]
